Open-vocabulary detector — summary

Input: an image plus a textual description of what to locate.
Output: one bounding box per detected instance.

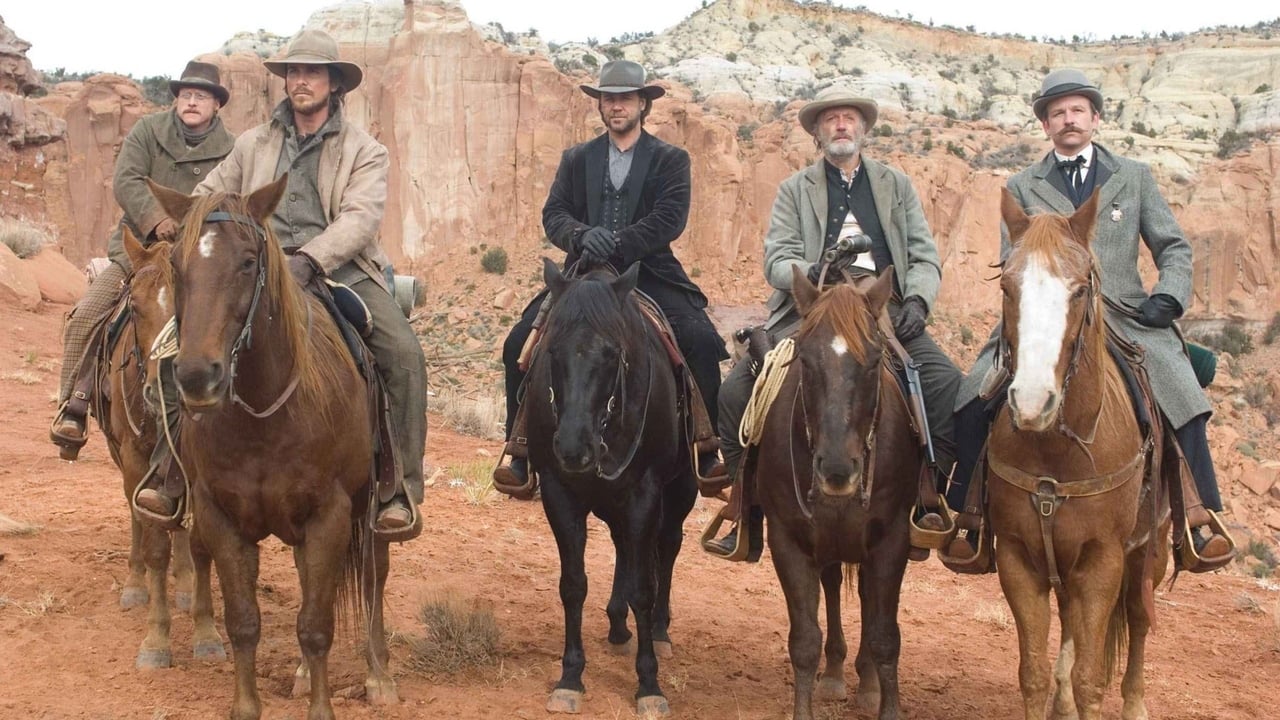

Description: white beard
[823,138,861,162]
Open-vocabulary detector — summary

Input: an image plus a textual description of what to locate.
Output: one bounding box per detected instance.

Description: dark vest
[823,160,893,271]
[601,171,630,233]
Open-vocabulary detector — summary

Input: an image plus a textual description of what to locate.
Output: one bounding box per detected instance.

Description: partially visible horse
[751,267,919,720]
[989,188,1169,720]
[93,228,222,669]
[523,258,696,718]
[148,176,396,720]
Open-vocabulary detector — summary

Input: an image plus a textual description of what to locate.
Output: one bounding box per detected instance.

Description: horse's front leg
[1118,536,1162,720]
[293,497,354,720]
[855,521,908,720]
[171,527,195,613]
[121,510,149,608]
[188,527,226,662]
[1064,543,1125,720]
[652,462,697,659]
[540,477,591,714]
[361,536,398,704]
[769,526,823,720]
[625,481,668,717]
[815,562,847,703]
[997,536,1053,720]
[135,521,175,669]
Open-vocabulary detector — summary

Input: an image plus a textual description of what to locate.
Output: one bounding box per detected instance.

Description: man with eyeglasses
[51,60,235,461]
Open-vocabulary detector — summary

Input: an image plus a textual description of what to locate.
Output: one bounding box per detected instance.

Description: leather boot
[50,404,89,461]
[375,496,413,531]
[494,457,537,500]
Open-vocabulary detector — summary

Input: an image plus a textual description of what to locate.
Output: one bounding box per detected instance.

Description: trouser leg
[665,305,728,431]
[1174,413,1222,513]
[948,397,993,510]
[351,276,428,504]
[58,262,128,404]
[501,298,541,440]
[716,359,756,478]
[901,330,962,473]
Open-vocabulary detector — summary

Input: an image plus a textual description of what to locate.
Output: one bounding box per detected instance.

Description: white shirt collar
[1053,144,1094,168]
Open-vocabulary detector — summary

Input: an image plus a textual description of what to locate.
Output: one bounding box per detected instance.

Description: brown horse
[94,229,223,669]
[753,267,918,720]
[148,176,396,720]
[989,188,1169,720]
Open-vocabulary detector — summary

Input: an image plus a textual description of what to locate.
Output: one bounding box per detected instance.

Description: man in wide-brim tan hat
[707,85,961,560]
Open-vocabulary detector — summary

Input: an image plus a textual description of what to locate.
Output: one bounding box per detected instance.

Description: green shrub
[1263,312,1280,345]
[480,247,508,275]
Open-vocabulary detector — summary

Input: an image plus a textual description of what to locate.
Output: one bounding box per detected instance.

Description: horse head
[120,227,175,411]
[790,264,893,499]
[539,257,643,476]
[999,187,1102,431]
[147,175,301,410]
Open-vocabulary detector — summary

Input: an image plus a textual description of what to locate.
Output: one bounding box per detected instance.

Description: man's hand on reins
[578,226,618,264]
[288,252,322,287]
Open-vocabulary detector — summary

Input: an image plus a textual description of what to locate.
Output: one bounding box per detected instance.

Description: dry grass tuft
[436,389,503,440]
[973,600,1013,630]
[0,513,40,536]
[1,370,42,386]
[404,589,500,675]
[0,217,52,259]
[448,459,499,506]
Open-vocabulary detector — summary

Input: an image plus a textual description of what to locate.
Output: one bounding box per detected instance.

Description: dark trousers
[717,327,960,479]
[502,289,727,440]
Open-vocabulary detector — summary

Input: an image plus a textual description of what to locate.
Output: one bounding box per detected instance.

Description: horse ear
[1000,187,1030,243]
[122,226,147,268]
[791,263,818,314]
[865,266,894,316]
[1068,189,1099,247]
[612,262,639,301]
[147,179,194,223]
[542,257,567,297]
[246,173,289,224]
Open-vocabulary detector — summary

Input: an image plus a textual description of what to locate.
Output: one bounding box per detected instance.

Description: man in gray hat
[51,59,235,459]
[134,30,428,536]
[945,68,1232,566]
[492,60,729,496]
[706,86,961,557]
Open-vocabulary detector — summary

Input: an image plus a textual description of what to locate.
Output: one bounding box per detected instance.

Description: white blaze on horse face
[198,229,216,259]
[1010,255,1070,425]
[830,336,848,357]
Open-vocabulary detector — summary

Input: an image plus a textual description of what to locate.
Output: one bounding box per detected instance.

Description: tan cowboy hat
[263,29,363,92]
[798,87,878,135]
[580,60,665,100]
[1032,68,1103,121]
[169,60,229,106]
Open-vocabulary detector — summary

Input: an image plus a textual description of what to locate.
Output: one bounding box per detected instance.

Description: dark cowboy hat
[580,60,665,100]
[798,87,878,135]
[1032,68,1104,121]
[169,60,229,107]
[263,29,363,92]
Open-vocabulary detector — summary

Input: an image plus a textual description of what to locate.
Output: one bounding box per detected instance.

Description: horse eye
[241,257,256,271]
[1072,286,1087,299]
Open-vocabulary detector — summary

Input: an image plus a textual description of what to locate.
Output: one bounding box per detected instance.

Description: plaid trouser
[57,262,127,403]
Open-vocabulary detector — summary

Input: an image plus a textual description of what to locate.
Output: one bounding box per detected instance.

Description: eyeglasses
[177,91,214,103]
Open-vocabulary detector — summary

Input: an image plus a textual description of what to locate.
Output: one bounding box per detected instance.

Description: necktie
[1056,156,1086,199]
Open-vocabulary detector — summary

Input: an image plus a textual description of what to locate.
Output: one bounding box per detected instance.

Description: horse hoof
[854,690,880,713]
[193,639,227,662]
[546,688,583,714]
[607,637,636,656]
[815,677,847,702]
[365,677,400,706]
[174,591,193,613]
[135,648,172,670]
[636,695,670,718]
[120,587,148,609]
[653,640,673,659]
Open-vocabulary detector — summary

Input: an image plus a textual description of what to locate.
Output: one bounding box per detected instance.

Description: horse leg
[293,501,353,720]
[121,512,149,609]
[814,563,847,703]
[856,534,908,720]
[1119,545,1156,720]
[171,528,195,613]
[605,525,634,654]
[1051,629,1078,720]
[770,531,822,720]
[188,529,226,662]
[997,538,1053,720]
[362,537,399,705]
[135,521,174,669]
[201,502,264,720]
[625,488,668,717]
[651,476,692,660]
[541,480,591,714]
[1064,546,1125,720]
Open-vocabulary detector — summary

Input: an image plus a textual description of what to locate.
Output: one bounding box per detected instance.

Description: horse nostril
[1041,391,1057,416]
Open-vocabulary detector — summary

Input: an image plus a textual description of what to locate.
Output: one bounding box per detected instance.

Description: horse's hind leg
[814,563,847,703]
[135,522,175,669]
[624,488,668,716]
[1064,545,1125,720]
[188,529,225,662]
[201,501,264,720]
[997,538,1053,720]
[362,536,399,705]
[121,513,149,609]
[605,525,633,653]
[651,474,694,660]
[171,528,195,613]
[771,532,823,720]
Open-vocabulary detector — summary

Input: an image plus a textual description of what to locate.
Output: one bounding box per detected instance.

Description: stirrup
[130,469,185,530]
[699,510,760,562]
[492,450,537,500]
[1177,510,1236,573]
[909,497,956,551]
[50,407,88,461]
[373,493,422,542]
[938,515,996,575]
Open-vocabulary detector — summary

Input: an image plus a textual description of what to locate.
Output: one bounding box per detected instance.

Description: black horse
[524,258,696,718]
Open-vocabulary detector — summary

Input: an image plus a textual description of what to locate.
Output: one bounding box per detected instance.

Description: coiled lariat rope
[739,338,796,448]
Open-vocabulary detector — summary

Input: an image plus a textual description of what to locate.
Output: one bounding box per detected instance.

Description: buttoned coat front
[956,144,1209,428]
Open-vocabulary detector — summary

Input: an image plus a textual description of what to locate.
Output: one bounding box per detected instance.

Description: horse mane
[175,193,354,422]
[541,272,645,357]
[797,284,878,364]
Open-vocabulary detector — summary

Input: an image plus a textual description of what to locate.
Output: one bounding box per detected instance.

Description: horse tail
[1103,572,1130,683]
[335,513,371,636]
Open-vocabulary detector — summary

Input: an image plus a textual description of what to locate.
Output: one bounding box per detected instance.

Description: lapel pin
[1110,202,1123,222]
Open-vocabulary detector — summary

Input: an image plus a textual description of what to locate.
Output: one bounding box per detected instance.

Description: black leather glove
[805,262,824,285]
[894,296,928,342]
[577,227,617,263]
[288,252,321,287]
[1136,293,1182,329]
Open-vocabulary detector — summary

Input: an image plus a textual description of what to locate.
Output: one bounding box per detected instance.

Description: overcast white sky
[5,0,1277,78]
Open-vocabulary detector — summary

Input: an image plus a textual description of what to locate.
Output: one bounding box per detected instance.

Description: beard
[601,110,641,135]
[289,90,330,116]
[822,137,861,161]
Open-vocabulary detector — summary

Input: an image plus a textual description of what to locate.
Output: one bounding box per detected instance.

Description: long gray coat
[956,144,1209,428]
[763,157,942,336]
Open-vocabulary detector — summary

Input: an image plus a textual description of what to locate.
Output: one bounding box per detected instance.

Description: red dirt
[1,304,1278,719]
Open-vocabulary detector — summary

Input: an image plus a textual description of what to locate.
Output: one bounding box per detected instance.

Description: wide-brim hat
[169,60,229,106]
[263,29,363,93]
[580,60,665,100]
[798,87,878,135]
[1032,68,1103,121]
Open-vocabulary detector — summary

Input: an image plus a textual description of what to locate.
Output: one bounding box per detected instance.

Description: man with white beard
[706,88,960,559]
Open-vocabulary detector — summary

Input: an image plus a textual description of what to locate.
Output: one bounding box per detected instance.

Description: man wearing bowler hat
[51,59,235,461]
[135,30,428,538]
[492,60,729,497]
[946,68,1233,568]
[706,87,961,558]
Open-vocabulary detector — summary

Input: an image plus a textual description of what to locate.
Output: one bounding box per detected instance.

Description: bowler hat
[169,60,229,106]
[580,60,665,100]
[798,87,878,135]
[1033,68,1103,121]
[264,29,363,93]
